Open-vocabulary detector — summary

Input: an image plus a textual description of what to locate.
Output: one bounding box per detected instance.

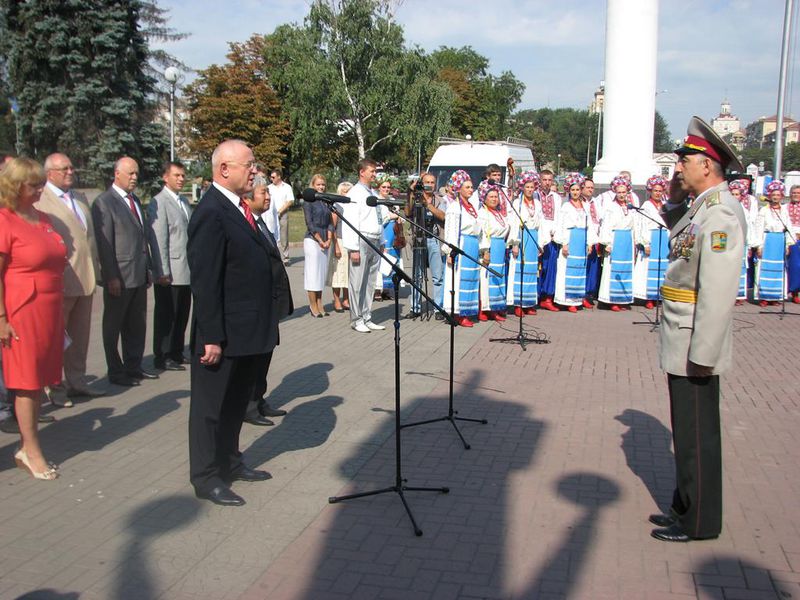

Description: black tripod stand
[630,205,667,331]
[393,210,492,449]
[325,202,451,536]
[490,196,549,350]
[758,214,799,320]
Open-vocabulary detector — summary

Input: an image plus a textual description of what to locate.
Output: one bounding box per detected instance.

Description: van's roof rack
[436,136,534,149]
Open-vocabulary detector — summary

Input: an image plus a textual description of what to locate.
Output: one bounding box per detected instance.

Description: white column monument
[593,0,661,186]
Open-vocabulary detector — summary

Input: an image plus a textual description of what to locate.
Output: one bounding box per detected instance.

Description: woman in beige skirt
[328,181,352,312]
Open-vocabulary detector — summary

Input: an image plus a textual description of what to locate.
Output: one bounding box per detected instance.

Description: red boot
[457,315,474,327]
[540,298,560,312]
[644,300,655,309]
[794,294,800,304]
[582,298,594,309]
[524,307,537,315]
[567,305,578,313]
[610,304,622,312]
[493,311,507,322]
[478,311,489,321]
[514,306,524,318]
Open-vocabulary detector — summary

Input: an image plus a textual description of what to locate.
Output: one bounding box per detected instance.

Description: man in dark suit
[240,176,293,427]
[148,161,192,371]
[91,157,158,387]
[187,140,280,506]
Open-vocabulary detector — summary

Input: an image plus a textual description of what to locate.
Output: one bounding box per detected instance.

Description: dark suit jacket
[91,187,150,288]
[188,184,291,357]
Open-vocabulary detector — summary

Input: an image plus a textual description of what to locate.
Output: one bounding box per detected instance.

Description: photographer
[406,172,446,319]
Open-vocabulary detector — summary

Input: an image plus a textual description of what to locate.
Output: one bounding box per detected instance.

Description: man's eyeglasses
[49,166,75,172]
[226,161,257,170]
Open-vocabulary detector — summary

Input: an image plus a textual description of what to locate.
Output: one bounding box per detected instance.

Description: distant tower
[711,99,740,138]
[593,0,660,186]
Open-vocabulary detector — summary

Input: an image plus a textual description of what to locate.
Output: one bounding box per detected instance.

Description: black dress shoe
[244,414,274,426]
[196,486,245,506]
[649,513,675,527]
[404,311,421,319]
[259,404,287,418]
[651,524,693,542]
[154,358,186,371]
[227,466,272,482]
[128,369,159,380]
[109,375,141,386]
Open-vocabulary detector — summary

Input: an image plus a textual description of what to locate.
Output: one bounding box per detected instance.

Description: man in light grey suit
[35,153,104,405]
[148,161,192,371]
[648,117,746,543]
[92,156,157,387]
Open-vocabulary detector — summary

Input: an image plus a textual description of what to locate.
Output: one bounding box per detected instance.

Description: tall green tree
[1,0,171,187]
[430,46,525,140]
[264,0,453,171]
[508,108,595,172]
[653,111,673,152]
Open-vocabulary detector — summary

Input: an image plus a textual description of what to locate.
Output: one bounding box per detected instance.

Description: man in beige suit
[35,152,104,405]
[649,117,746,543]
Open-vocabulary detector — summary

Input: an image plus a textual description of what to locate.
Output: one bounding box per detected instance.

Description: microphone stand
[324,201,451,536]
[489,196,549,350]
[629,204,667,331]
[389,207,490,450]
[759,209,798,320]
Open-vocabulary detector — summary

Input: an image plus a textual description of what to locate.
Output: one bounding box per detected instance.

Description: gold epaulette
[705,192,720,207]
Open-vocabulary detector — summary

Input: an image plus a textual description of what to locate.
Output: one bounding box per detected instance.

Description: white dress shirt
[112,183,143,224]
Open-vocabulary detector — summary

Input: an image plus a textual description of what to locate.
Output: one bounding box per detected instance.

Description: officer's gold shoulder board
[706,192,721,207]
[711,231,727,252]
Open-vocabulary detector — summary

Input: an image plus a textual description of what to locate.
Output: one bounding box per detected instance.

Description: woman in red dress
[0,158,67,480]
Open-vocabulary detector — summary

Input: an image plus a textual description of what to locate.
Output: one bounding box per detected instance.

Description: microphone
[366,195,406,208]
[301,188,351,204]
[626,203,642,211]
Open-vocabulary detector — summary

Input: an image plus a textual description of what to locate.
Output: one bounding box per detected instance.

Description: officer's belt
[660,285,697,304]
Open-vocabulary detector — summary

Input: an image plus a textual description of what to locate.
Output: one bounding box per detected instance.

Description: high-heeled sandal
[14,448,59,480]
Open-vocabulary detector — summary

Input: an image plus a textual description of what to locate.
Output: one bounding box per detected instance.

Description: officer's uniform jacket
[658,181,747,376]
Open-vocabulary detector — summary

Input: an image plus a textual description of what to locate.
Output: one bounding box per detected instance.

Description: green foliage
[431,46,524,140]
[264,0,453,172]
[741,146,773,173]
[508,108,595,172]
[1,0,173,187]
[653,111,673,152]
[783,142,800,172]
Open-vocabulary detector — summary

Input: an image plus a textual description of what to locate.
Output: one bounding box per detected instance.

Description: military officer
[650,116,746,542]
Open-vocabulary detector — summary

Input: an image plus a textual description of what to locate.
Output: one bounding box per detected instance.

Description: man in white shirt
[147,161,192,372]
[35,152,103,403]
[268,168,294,264]
[342,158,385,333]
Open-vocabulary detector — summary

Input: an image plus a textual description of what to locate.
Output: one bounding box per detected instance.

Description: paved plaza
[1,247,799,600]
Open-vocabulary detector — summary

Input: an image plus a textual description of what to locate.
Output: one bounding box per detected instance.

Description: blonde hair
[336,181,353,195]
[0,157,46,211]
[309,173,326,188]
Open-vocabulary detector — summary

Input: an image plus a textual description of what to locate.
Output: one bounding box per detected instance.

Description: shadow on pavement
[246,395,343,469]
[113,494,200,600]
[14,591,80,600]
[693,555,793,598]
[0,390,186,472]
[615,408,674,512]
[269,362,333,409]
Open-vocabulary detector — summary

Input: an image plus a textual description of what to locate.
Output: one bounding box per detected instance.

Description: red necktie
[239,198,257,231]
[127,194,141,225]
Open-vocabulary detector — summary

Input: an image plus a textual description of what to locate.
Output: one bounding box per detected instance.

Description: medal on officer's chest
[670,222,699,260]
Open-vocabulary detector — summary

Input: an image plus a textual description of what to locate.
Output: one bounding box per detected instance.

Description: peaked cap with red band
[674,115,744,172]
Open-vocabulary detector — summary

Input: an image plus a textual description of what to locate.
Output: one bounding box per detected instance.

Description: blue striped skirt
[758,231,786,300]
[458,234,480,316]
[788,241,800,293]
[609,229,634,304]
[738,247,748,299]
[511,229,539,306]
[565,227,588,300]
[646,229,669,300]
[487,237,507,311]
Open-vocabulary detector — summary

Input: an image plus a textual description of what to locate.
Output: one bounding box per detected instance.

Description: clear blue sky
[156,0,798,143]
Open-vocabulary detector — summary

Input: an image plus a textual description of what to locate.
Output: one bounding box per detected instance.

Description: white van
[426,137,537,191]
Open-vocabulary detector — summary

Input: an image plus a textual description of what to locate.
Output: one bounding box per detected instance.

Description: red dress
[0,208,67,390]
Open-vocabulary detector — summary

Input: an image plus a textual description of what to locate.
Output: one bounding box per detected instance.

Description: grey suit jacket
[91,186,150,289]
[658,181,747,376]
[35,187,99,297]
[147,187,191,286]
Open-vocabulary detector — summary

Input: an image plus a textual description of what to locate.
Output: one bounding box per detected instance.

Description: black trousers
[102,284,146,378]
[667,373,722,538]
[247,352,274,416]
[153,284,191,361]
[189,352,270,493]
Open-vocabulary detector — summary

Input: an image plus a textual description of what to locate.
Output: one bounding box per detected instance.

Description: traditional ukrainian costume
[598,177,635,308]
[788,195,800,301]
[632,176,669,304]
[443,171,481,320]
[729,180,756,300]
[477,181,514,316]
[537,185,562,306]
[755,181,793,301]
[507,170,542,310]
[739,182,760,290]
[554,174,590,308]
[585,195,603,300]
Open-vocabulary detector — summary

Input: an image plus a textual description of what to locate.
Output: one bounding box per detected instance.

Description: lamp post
[164,67,180,162]
[557,153,561,176]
